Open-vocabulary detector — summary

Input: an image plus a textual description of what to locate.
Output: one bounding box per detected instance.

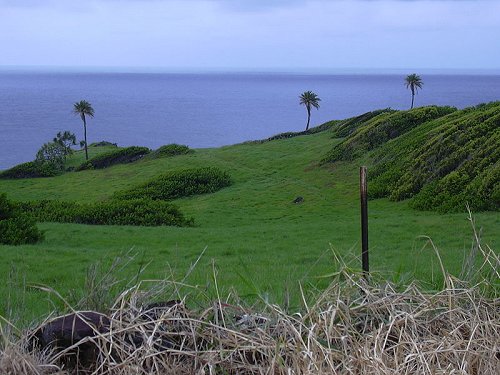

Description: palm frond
[73,100,95,117]
[405,74,424,93]
[299,91,321,109]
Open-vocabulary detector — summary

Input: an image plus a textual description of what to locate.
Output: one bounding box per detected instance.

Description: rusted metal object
[31,311,110,371]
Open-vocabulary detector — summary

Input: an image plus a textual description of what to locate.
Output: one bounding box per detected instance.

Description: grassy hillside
[322,106,456,162]
[323,102,500,212]
[0,108,498,325]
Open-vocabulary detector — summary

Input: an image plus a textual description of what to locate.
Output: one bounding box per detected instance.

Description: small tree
[35,142,66,171]
[299,91,321,131]
[405,74,424,109]
[73,100,95,160]
[35,131,77,171]
[53,131,77,157]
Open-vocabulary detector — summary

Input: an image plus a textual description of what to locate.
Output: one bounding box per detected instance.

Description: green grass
[1,129,498,325]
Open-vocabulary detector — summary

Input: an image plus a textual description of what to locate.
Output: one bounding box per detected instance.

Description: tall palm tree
[73,100,94,160]
[405,74,423,109]
[299,91,321,131]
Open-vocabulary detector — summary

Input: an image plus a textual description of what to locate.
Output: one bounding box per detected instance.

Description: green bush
[330,109,395,138]
[323,106,456,163]
[320,102,500,212]
[410,164,500,213]
[0,193,43,245]
[150,144,193,158]
[246,109,394,146]
[368,165,405,199]
[17,199,193,227]
[366,102,500,212]
[76,146,150,171]
[0,161,61,179]
[114,167,232,201]
[0,193,16,221]
[35,142,67,171]
[89,141,118,147]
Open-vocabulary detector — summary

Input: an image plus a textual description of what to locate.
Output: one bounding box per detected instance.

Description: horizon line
[1,65,500,75]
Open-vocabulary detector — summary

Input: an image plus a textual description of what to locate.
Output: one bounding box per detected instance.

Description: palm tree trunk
[306,107,311,131]
[83,115,88,160]
[411,93,415,109]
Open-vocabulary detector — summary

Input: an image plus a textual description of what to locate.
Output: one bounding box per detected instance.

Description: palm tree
[299,91,321,131]
[73,100,95,160]
[405,74,423,109]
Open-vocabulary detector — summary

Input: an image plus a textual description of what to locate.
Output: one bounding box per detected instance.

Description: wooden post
[360,166,369,278]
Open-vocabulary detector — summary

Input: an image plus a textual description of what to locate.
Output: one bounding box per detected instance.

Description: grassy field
[1,128,498,325]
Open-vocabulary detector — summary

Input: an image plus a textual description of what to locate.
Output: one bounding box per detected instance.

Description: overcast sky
[1,0,499,72]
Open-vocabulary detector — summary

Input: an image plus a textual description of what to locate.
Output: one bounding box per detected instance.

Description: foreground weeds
[2,277,498,373]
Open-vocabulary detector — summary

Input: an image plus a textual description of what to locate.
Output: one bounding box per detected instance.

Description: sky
[0,0,499,72]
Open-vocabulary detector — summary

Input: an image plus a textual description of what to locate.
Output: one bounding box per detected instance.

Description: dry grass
[1,213,499,375]
[2,274,498,374]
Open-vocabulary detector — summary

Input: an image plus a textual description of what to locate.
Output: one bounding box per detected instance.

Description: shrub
[0,215,44,245]
[323,106,456,163]
[114,167,232,201]
[89,141,118,147]
[35,131,77,171]
[246,109,395,145]
[17,199,193,227]
[0,193,16,221]
[53,131,78,155]
[366,101,500,212]
[410,164,500,213]
[76,146,150,171]
[0,161,61,179]
[330,109,395,138]
[35,142,67,171]
[0,193,43,245]
[150,144,193,158]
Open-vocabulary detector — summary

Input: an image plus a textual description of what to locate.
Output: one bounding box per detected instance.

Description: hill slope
[323,102,500,212]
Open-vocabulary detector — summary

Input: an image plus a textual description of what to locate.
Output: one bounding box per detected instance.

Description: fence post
[360,166,369,279]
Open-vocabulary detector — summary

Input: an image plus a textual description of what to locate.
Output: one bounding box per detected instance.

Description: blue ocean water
[0,71,499,170]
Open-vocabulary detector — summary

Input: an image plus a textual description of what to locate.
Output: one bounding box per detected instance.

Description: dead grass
[2,273,498,374]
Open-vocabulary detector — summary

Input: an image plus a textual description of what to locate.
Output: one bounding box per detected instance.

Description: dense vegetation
[76,146,151,171]
[114,167,232,201]
[17,199,192,227]
[8,165,231,227]
[323,106,456,162]
[89,141,118,147]
[149,144,193,158]
[328,108,395,138]
[0,193,43,245]
[323,103,499,212]
[35,131,78,172]
[246,109,395,146]
[0,160,61,179]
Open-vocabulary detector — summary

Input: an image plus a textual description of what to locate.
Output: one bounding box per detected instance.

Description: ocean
[0,71,499,170]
